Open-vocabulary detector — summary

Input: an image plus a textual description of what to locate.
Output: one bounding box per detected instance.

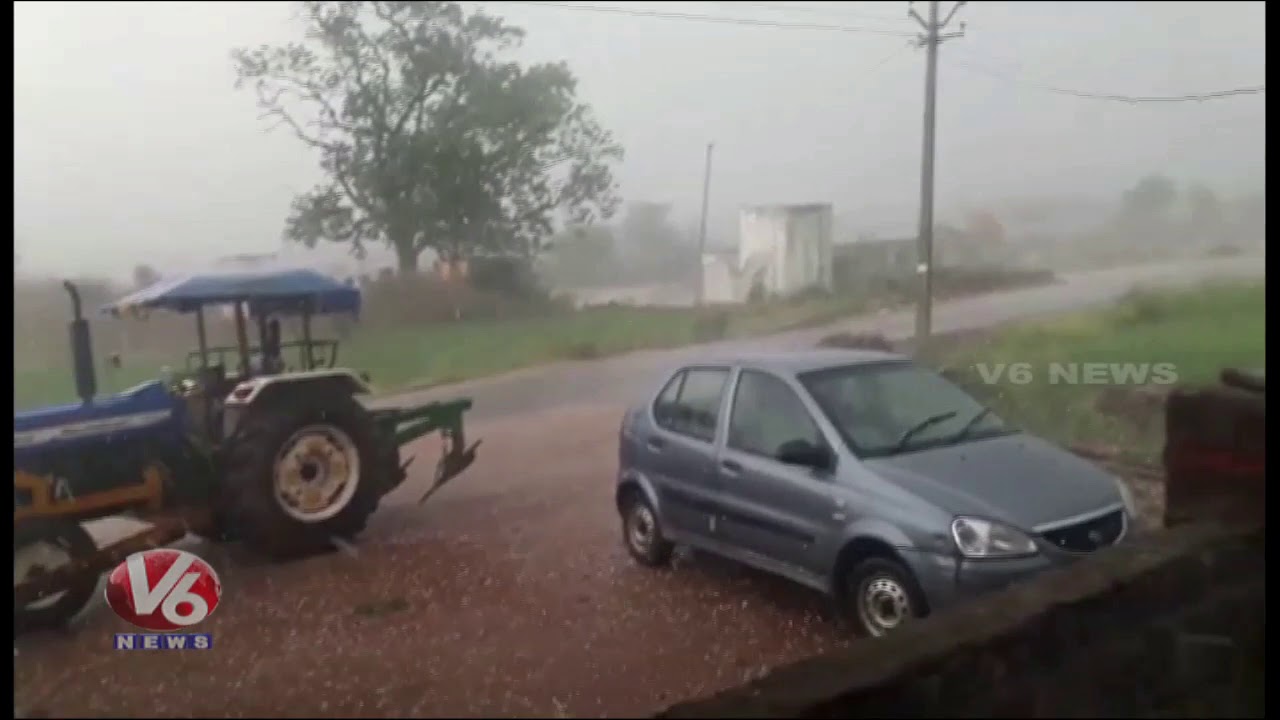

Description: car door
[646,366,732,541]
[716,368,844,576]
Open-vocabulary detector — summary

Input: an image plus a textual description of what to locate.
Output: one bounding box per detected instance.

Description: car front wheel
[621,493,674,567]
[841,557,926,638]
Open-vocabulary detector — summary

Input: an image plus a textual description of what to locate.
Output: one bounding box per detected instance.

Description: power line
[864,42,916,73]
[952,55,1265,104]
[485,2,1263,103]
[715,2,907,24]
[498,1,917,37]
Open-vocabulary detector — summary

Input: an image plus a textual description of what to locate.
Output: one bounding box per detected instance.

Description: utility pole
[909,1,965,342]
[695,142,715,307]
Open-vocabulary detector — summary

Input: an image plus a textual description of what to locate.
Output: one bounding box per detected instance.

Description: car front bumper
[899,524,1131,615]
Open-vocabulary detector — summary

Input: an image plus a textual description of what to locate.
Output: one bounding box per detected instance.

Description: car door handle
[646,437,666,452]
[720,459,743,475]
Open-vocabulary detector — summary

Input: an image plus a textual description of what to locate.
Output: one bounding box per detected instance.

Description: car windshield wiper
[892,411,958,453]
[947,407,993,445]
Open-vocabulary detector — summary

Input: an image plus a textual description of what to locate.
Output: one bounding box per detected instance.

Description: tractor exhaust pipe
[64,280,98,404]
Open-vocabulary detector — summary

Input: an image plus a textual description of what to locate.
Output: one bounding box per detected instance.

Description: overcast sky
[14,1,1267,279]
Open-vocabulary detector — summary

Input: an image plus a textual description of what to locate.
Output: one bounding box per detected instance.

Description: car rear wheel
[621,493,674,567]
[840,557,925,638]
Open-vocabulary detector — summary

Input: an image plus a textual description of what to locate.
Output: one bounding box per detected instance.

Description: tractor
[14,269,480,632]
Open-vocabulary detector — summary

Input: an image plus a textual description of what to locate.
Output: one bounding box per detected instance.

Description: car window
[800,361,1011,457]
[653,367,729,443]
[728,370,823,459]
[653,372,685,428]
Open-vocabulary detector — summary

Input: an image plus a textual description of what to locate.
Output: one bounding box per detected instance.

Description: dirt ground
[14,405,850,718]
[13,403,1165,719]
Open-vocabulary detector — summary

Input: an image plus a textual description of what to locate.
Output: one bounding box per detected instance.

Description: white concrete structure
[701,251,739,304]
[702,203,835,303]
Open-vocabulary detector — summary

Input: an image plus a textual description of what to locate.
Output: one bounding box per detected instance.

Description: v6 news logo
[105,548,222,651]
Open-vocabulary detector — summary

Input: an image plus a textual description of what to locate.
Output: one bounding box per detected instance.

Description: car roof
[682,348,909,376]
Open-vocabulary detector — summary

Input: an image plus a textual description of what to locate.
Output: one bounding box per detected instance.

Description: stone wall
[657,372,1265,719]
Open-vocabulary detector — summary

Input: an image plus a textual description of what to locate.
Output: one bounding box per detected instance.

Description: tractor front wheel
[220,391,385,560]
[14,519,99,634]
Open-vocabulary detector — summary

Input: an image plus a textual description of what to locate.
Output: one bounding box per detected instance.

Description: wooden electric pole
[910,1,966,342]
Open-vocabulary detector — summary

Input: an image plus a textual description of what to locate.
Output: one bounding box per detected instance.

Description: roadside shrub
[816,332,895,352]
[932,267,1057,298]
[561,341,602,360]
[692,310,731,342]
[468,256,548,303]
[1112,288,1170,327]
[359,268,570,326]
[1206,244,1244,258]
[789,284,834,304]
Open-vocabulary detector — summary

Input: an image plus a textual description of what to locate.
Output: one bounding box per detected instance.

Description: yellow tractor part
[13,464,168,525]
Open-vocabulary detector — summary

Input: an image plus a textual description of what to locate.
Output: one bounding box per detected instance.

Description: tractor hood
[13,380,182,462]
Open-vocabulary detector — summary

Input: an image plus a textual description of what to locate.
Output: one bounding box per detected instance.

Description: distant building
[702,203,834,304]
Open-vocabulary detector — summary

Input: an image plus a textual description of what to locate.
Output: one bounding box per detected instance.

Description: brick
[1162,379,1265,527]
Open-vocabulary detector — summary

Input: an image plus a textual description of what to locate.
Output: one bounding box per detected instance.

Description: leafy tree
[132,263,162,289]
[1121,174,1178,220]
[1227,191,1265,246]
[540,224,620,288]
[1237,192,1265,228]
[618,202,680,252]
[233,1,623,274]
[1185,183,1225,234]
[616,202,696,284]
[964,209,1006,244]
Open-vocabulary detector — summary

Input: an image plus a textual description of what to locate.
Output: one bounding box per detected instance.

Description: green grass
[13,295,876,411]
[931,280,1265,462]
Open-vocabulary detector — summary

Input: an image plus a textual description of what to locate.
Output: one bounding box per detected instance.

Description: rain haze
[13,0,1266,280]
[11,3,1269,717]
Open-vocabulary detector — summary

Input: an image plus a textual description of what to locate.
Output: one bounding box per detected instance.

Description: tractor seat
[14,380,178,434]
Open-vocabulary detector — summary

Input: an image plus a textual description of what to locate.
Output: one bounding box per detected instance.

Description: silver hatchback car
[615,349,1135,637]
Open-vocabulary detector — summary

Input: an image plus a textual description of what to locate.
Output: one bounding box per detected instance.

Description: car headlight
[1116,479,1137,518]
[951,516,1039,558]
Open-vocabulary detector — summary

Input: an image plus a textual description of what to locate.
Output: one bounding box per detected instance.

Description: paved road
[374,254,1265,423]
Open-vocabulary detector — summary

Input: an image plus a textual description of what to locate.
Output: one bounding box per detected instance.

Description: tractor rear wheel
[14,519,99,634]
[220,390,387,560]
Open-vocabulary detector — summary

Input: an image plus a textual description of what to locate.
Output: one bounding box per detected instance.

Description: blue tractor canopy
[102,268,363,381]
[103,268,361,318]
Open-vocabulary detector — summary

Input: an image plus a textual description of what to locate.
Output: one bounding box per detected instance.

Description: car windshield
[799,361,1014,458]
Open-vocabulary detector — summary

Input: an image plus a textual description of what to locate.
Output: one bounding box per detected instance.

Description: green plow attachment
[371,398,480,504]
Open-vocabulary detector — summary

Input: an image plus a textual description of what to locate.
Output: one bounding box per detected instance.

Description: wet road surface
[372,254,1263,423]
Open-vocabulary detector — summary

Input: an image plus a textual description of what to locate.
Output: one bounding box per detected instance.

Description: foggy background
[13,1,1267,281]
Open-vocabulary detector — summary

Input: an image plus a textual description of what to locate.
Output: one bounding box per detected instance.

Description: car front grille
[1040,509,1125,553]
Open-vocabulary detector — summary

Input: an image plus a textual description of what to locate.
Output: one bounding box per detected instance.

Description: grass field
[932,279,1265,462]
[13,293,882,411]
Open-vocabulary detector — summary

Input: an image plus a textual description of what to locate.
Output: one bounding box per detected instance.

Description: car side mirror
[776,439,834,472]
